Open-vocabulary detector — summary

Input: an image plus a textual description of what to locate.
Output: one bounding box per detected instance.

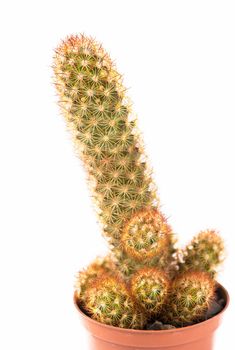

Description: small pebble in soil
[205,299,224,319]
[146,321,175,330]
[203,286,226,320]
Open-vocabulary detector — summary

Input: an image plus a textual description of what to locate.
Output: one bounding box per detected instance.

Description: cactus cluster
[53,34,225,329]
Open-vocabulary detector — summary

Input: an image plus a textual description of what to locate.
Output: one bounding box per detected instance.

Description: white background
[0,1,234,349]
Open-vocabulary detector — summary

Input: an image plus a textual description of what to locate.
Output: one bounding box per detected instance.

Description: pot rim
[74,282,229,334]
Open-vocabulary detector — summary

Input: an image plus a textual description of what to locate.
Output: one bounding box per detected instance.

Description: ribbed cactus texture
[53,34,225,330]
[53,35,157,249]
[162,272,215,326]
[85,275,146,329]
[177,230,224,277]
[130,268,169,315]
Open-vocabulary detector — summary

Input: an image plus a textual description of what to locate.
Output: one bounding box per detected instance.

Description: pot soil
[73,284,229,350]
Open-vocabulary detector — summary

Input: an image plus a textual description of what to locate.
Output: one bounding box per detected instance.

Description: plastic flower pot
[73,284,229,350]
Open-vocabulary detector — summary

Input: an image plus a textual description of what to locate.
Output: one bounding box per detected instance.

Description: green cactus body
[85,275,146,329]
[161,272,215,326]
[74,255,116,304]
[121,209,171,262]
[117,209,176,276]
[130,268,169,316]
[177,230,224,277]
[53,35,158,251]
[53,34,225,331]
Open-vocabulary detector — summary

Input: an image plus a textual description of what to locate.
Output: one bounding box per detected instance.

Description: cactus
[74,255,116,304]
[117,209,176,276]
[130,268,169,315]
[121,209,171,262]
[53,34,158,248]
[177,230,225,277]
[85,275,146,329]
[161,272,215,326]
[53,34,225,330]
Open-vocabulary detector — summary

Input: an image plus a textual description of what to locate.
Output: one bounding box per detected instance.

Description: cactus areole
[53,34,229,350]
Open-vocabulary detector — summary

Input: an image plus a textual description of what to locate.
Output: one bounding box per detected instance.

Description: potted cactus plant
[53,34,229,350]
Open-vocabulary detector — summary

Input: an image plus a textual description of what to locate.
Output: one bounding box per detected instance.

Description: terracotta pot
[74,284,229,350]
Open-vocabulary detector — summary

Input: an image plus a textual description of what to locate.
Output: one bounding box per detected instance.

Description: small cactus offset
[112,209,176,277]
[53,34,226,330]
[84,275,146,329]
[130,268,169,316]
[120,209,174,267]
[161,272,215,326]
[74,255,116,304]
[177,230,225,277]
